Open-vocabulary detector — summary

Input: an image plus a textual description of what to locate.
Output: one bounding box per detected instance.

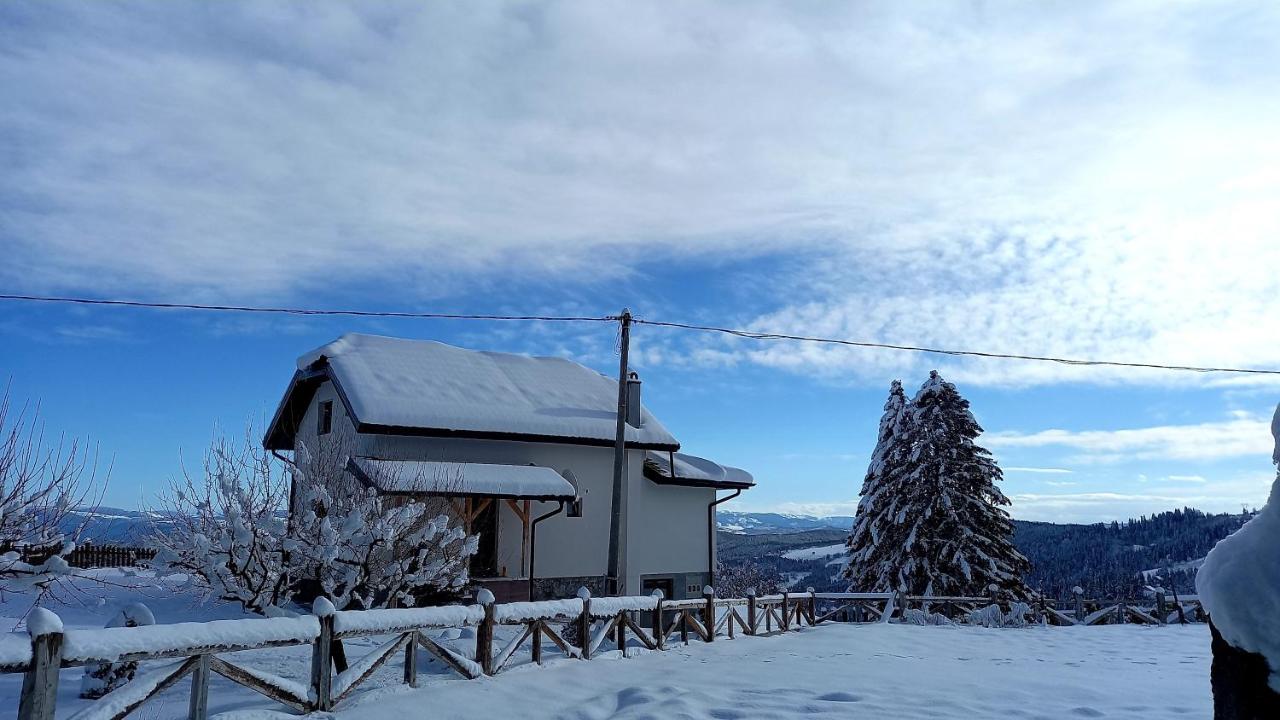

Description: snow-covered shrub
[0,388,103,598]
[967,602,1033,628]
[152,429,477,613]
[715,560,783,599]
[1197,402,1280,700]
[902,608,953,626]
[149,430,289,614]
[80,603,154,698]
[283,438,477,609]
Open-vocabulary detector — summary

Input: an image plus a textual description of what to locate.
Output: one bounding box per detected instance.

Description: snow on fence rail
[4,586,1202,720]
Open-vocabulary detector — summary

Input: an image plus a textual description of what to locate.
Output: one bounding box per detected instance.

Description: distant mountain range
[717,511,853,535]
[61,507,168,544]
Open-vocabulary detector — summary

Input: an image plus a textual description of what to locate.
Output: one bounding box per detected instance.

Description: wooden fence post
[746,589,757,636]
[1073,587,1085,623]
[18,608,63,720]
[652,590,665,650]
[188,654,210,720]
[403,632,418,687]
[616,612,627,653]
[531,621,543,665]
[309,598,335,712]
[577,587,592,660]
[781,591,790,632]
[1155,591,1167,624]
[806,587,816,626]
[476,589,496,676]
[703,586,715,643]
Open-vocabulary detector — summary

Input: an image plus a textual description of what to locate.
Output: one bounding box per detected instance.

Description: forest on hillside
[719,507,1252,600]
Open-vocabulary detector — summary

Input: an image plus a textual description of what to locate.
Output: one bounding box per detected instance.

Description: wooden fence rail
[2,586,1204,720]
[0,543,156,570]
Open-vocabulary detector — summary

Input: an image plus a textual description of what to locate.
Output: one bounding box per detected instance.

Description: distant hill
[718,507,1252,599]
[61,506,168,544]
[717,511,853,535]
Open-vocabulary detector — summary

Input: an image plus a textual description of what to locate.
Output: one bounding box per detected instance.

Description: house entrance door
[469,499,499,578]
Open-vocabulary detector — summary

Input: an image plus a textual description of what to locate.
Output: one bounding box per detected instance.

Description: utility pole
[606,309,632,596]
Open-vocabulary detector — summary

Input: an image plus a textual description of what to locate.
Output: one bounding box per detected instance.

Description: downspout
[528,501,566,601]
[707,489,742,586]
[271,449,296,607]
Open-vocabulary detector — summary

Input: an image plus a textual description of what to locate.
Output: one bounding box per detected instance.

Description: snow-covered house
[263,333,753,602]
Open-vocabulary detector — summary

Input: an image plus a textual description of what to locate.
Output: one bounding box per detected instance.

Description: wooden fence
[1,587,1204,720]
[0,543,155,570]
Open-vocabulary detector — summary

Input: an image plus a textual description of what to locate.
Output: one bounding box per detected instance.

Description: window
[317,400,333,435]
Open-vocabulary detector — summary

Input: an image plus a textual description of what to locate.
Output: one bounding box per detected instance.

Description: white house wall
[627,472,716,596]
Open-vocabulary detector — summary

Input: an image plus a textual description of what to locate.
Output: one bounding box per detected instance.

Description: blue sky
[2,1,1279,523]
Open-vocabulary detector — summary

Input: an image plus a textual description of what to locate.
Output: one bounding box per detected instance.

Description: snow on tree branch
[845,372,1031,600]
[0,386,106,599]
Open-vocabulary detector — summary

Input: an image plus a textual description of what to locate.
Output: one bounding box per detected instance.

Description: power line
[631,318,1280,376]
[0,294,616,324]
[3,292,1278,376]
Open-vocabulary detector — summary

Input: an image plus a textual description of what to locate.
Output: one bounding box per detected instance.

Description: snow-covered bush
[902,608,953,626]
[80,603,154,698]
[966,602,1033,628]
[0,388,104,598]
[1197,402,1280,701]
[282,438,477,609]
[149,430,289,614]
[152,429,477,613]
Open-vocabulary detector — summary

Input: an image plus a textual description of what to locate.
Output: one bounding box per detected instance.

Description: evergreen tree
[846,371,1031,599]
[843,380,909,588]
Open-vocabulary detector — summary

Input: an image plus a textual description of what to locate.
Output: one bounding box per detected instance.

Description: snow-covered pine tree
[846,372,1031,600]
[897,371,1028,598]
[843,380,909,589]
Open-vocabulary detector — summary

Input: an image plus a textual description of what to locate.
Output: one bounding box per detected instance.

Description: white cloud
[985,416,1274,461]
[1165,475,1207,483]
[1002,466,1073,475]
[3,2,1279,387]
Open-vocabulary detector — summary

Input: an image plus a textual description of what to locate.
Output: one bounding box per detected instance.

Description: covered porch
[346,457,579,603]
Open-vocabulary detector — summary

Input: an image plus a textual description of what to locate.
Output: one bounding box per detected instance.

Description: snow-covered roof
[348,457,578,500]
[265,333,678,450]
[643,450,754,490]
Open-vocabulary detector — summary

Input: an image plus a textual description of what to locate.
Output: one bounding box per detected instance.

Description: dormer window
[317,400,333,435]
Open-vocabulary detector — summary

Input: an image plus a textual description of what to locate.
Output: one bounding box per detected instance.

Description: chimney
[625,371,643,427]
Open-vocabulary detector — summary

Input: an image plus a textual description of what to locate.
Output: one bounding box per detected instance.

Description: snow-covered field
[1,572,1214,720]
[780,543,845,561]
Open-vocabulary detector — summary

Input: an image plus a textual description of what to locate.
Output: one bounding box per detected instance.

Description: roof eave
[642,465,755,491]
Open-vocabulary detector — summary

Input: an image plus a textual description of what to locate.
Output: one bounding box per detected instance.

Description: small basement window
[317,400,333,435]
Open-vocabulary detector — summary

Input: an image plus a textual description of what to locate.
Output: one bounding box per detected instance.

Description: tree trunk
[1210,621,1280,719]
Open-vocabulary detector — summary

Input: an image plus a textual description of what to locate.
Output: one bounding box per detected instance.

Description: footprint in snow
[817,692,863,703]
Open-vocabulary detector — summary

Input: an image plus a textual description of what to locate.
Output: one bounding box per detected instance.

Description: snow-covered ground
[1,571,1213,720]
[780,543,845,561]
[329,624,1212,720]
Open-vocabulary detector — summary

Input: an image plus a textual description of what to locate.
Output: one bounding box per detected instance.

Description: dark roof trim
[352,422,677,451]
[264,361,678,452]
[642,463,755,490]
[345,457,577,501]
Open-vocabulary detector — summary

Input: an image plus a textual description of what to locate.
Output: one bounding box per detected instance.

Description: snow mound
[1197,402,1280,690]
